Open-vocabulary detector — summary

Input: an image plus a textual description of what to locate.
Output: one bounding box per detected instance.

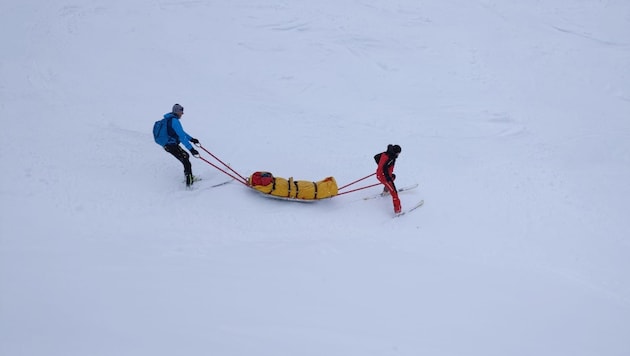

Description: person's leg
[381,174,396,195]
[164,144,193,185]
[381,179,401,213]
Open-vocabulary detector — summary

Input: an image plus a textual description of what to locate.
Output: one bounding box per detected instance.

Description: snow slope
[1,1,629,355]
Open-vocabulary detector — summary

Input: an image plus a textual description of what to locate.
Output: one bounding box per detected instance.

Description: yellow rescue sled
[248,171,338,201]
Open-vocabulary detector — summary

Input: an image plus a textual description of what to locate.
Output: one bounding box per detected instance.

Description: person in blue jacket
[163,103,200,187]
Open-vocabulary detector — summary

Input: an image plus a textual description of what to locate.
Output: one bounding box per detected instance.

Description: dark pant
[164,144,192,176]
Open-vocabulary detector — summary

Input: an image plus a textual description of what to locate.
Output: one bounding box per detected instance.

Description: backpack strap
[166,117,178,141]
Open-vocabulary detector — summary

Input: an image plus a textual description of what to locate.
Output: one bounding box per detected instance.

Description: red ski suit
[376,151,401,213]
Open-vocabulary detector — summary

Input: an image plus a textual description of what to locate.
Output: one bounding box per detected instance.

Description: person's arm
[170,119,193,150]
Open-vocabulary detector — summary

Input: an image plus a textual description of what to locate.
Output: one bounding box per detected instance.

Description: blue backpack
[153,117,175,146]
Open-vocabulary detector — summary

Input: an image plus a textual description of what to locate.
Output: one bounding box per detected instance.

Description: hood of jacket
[163,112,179,120]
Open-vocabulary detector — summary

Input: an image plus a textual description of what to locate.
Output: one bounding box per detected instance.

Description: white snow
[1,1,629,355]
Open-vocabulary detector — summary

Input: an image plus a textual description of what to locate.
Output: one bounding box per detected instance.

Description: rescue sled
[191,144,383,202]
[247,171,338,201]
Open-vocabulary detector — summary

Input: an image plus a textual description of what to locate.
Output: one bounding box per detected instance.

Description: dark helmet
[387,144,402,154]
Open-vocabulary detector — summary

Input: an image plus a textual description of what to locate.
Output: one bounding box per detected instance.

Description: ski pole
[338,173,376,191]
[195,143,248,184]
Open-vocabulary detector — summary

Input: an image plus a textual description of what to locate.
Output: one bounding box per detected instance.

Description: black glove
[190,138,199,144]
[190,148,199,156]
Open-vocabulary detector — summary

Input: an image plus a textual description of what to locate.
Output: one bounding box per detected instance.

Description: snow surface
[1,1,630,355]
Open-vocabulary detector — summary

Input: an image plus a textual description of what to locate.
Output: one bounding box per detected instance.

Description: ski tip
[393,199,424,217]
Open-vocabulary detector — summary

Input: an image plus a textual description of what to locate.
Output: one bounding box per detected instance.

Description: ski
[363,183,419,200]
[394,199,424,217]
[210,179,234,188]
[183,177,233,189]
[182,176,203,183]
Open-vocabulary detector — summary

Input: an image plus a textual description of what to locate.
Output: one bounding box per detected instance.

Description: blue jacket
[163,112,193,150]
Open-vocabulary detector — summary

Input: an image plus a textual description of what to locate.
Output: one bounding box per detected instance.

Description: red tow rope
[193,143,249,186]
[336,172,381,196]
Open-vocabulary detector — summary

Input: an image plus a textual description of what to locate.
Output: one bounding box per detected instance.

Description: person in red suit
[375,144,402,214]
